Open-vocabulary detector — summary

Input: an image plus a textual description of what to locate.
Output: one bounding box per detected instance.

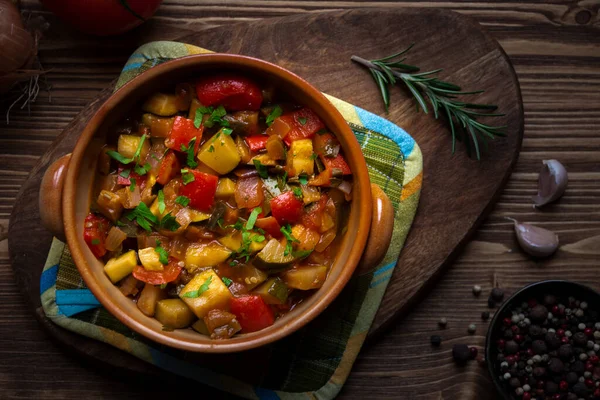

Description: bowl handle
[355,183,394,275]
[39,153,71,241]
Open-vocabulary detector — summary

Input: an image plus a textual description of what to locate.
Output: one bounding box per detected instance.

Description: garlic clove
[532,159,568,207]
[508,218,559,258]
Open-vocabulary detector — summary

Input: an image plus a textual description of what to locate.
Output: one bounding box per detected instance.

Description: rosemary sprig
[351,44,506,159]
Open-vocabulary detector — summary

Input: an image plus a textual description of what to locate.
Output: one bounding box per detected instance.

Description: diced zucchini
[218,231,266,254]
[141,113,174,137]
[137,283,166,317]
[96,190,123,222]
[197,128,241,174]
[155,299,196,328]
[179,269,232,318]
[149,197,168,220]
[138,247,164,271]
[253,277,288,305]
[216,178,236,199]
[282,265,328,290]
[142,93,179,117]
[203,309,241,339]
[185,242,232,272]
[253,238,295,271]
[104,250,137,283]
[191,319,210,335]
[189,209,211,223]
[118,134,149,160]
[291,224,321,252]
[289,139,314,176]
[237,265,268,290]
[249,153,277,166]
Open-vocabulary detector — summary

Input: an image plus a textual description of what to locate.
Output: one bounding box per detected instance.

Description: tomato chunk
[300,194,327,231]
[244,135,268,152]
[83,213,110,258]
[195,75,263,111]
[156,151,181,185]
[270,191,304,225]
[132,260,182,285]
[165,116,203,153]
[254,216,282,239]
[283,108,325,145]
[320,154,352,175]
[179,170,219,211]
[117,166,147,187]
[230,295,275,333]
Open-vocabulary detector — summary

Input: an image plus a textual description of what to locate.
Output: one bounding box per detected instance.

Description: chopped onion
[315,230,336,252]
[118,275,141,297]
[105,226,127,252]
[336,180,352,195]
[169,236,190,261]
[175,208,192,230]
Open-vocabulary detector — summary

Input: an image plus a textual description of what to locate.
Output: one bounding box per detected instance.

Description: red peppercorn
[561,323,568,329]
[514,334,524,343]
[552,305,559,314]
[526,348,534,357]
[536,389,544,396]
[514,353,520,362]
[556,329,565,337]
[503,318,512,327]
[522,392,531,400]
[590,355,599,364]
[469,347,478,359]
[585,378,594,388]
[511,325,520,333]
[559,380,569,391]
[497,339,505,349]
[537,381,545,389]
[561,336,570,344]
[552,395,561,400]
[506,355,515,365]
[528,299,537,308]
[585,327,593,336]
[586,362,595,371]
[594,388,600,398]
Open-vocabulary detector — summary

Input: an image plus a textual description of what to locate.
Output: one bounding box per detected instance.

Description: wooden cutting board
[9,8,522,382]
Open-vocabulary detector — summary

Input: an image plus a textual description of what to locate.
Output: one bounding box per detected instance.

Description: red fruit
[522,393,531,400]
[556,329,565,337]
[497,339,506,349]
[195,75,263,111]
[561,336,570,344]
[585,327,593,336]
[270,191,304,225]
[178,170,219,211]
[514,353,520,362]
[590,355,599,364]
[559,380,569,391]
[503,318,512,327]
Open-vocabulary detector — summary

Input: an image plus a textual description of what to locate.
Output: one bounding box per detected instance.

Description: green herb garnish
[126,202,158,232]
[221,277,233,287]
[277,171,288,191]
[266,105,282,126]
[154,244,169,265]
[129,178,136,192]
[253,159,269,179]
[297,117,307,125]
[157,190,166,214]
[158,213,180,232]
[180,138,198,168]
[246,207,262,230]
[280,224,299,256]
[175,195,190,207]
[132,134,147,162]
[351,45,505,159]
[208,145,215,153]
[181,169,195,185]
[91,238,100,245]
[134,162,151,176]
[119,169,131,178]
[298,174,308,185]
[292,187,303,199]
[197,105,230,129]
[181,276,213,298]
[106,150,133,165]
[310,153,318,161]
[159,283,167,289]
[292,249,313,259]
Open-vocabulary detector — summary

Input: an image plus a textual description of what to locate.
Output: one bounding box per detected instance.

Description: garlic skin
[509,218,559,258]
[532,159,568,207]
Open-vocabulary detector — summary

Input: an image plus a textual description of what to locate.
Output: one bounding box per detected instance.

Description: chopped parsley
[253,159,269,179]
[129,178,136,192]
[280,224,299,256]
[126,202,158,232]
[298,174,309,185]
[196,105,229,129]
[316,128,328,135]
[292,187,303,199]
[208,145,215,153]
[158,213,181,232]
[157,190,166,214]
[175,195,190,207]
[246,207,262,230]
[181,169,195,185]
[132,134,148,161]
[91,238,100,245]
[159,283,167,289]
[154,244,169,264]
[292,249,313,259]
[180,137,198,168]
[297,117,307,125]
[310,153,318,161]
[221,277,233,287]
[119,169,131,178]
[266,105,282,126]
[277,171,288,191]
[181,275,213,298]
[134,162,151,176]
[106,150,133,165]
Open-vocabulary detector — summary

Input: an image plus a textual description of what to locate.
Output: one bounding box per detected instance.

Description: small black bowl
[485,280,600,400]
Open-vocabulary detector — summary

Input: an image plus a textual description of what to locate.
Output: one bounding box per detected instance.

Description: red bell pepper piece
[117,166,147,187]
[270,191,304,225]
[83,213,110,258]
[195,75,263,111]
[254,216,282,239]
[165,116,203,153]
[283,108,325,145]
[320,154,352,175]
[230,295,275,333]
[300,194,328,231]
[132,259,182,285]
[156,151,181,185]
[244,135,268,152]
[179,169,219,211]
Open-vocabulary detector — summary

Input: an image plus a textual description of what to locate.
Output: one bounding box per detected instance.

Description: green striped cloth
[40,41,423,399]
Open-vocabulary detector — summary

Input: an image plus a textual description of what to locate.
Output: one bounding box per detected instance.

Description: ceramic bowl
[485,280,600,399]
[39,54,394,353]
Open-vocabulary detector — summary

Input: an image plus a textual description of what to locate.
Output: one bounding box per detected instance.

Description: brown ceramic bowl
[39,54,394,353]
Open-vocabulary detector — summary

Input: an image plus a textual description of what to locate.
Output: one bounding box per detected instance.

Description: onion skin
[532,159,568,207]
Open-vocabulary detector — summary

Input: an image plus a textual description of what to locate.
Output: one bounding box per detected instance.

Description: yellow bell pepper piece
[289,139,314,176]
[197,128,241,174]
[118,134,149,160]
[179,269,232,318]
[104,250,137,283]
[138,247,164,271]
[142,93,179,117]
[216,178,236,199]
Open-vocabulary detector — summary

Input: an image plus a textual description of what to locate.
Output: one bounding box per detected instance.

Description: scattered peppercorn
[430,335,442,347]
[472,285,482,296]
[491,288,505,302]
[481,311,490,321]
[467,323,476,334]
[488,297,496,308]
[469,347,478,359]
[452,344,471,365]
[438,318,447,328]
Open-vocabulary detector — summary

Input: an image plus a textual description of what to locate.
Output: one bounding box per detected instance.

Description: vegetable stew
[87,74,353,339]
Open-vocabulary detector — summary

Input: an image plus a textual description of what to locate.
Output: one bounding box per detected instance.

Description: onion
[175,208,192,230]
[315,230,336,252]
[105,226,127,252]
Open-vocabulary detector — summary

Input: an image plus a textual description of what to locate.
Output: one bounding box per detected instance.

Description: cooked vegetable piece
[270,191,303,225]
[218,231,265,254]
[179,269,232,318]
[320,153,352,175]
[288,139,314,176]
[138,247,164,271]
[84,213,110,258]
[203,309,242,339]
[300,185,321,205]
[96,190,124,222]
[313,133,340,158]
[132,260,182,285]
[156,151,180,185]
[235,176,264,209]
[191,319,210,335]
[142,93,179,116]
[118,274,141,297]
[236,265,268,290]
[315,230,336,252]
[184,243,232,272]
[230,295,275,333]
[165,116,203,153]
[245,135,268,152]
[282,265,328,290]
[283,108,325,145]
[103,250,137,283]
[118,134,149,160]
[174,83,194,111]
[234,135,252,164]
[105,226,127,252]
[155,298,196,328]
[291,224,320,252]
[215,178,236,199]
[227,110,259,135]
[178,170,218,212]
[142,113,174,138]
[195,75,263,111]
[265,116,292,138]
[254,238,295,271]
[197,128,241,174]
[188,208,211,222]
[254,217,283,239]
[300,195,326,231]
[265,135,286,160]
[253,277,288,305]
[137,283,167,317]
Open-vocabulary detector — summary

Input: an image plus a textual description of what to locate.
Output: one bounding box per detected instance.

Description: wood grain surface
[2,1,599,399]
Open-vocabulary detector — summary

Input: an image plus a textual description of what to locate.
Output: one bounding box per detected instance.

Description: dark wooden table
[1,1,599,399]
